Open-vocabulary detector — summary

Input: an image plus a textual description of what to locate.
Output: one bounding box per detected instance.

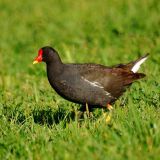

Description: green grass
[0,0,160,159]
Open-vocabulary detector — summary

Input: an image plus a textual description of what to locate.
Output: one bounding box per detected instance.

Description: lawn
[0,0,160,159]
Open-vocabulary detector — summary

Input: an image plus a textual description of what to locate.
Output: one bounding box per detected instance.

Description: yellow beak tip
[33,60,38,64]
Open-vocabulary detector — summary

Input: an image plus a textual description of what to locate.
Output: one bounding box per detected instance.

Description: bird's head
[33,46,61,64]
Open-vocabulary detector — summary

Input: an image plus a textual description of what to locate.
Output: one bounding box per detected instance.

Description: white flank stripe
[105,91,110,96]
[81,76,113,98]
[81,77,104,89]
[131,56,148,73]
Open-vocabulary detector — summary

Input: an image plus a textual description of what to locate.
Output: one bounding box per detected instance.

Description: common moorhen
[33,46,148,110]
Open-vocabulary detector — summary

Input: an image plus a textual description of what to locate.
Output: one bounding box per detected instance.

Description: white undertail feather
[131,56,148,73]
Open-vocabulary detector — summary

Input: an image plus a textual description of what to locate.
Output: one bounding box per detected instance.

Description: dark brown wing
[78,65,145,98]
[103,68,145,98]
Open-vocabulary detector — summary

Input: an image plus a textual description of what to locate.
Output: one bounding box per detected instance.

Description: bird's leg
[86,103,90,117]
[78,103,90,119]
[78,103,93,119]
[107,103,113,111]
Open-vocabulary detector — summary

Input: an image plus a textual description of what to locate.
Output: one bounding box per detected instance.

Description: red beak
[33,55,42,64]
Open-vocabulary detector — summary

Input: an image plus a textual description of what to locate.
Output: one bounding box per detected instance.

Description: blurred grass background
[0,0,160,159]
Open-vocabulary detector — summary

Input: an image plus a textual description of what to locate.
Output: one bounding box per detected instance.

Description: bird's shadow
[32,107,76,126]
[32,105,97,126]
[3,104,108,127]
[2,104,77,126]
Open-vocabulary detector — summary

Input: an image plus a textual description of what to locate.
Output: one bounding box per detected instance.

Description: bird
[33,46,148,110]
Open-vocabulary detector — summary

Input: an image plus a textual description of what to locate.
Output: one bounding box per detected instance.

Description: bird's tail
[130,53,149,73]
[115,53,149,73]
[124,54,149,83]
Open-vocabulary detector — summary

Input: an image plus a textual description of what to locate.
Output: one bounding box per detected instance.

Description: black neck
[45,49,64,87]
[46,51,62,64]
[46,61,63,87]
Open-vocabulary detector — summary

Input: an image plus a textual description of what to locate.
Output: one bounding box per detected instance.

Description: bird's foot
[103,104,113,123]
[103,112,112,123]
[105,114,111,123]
